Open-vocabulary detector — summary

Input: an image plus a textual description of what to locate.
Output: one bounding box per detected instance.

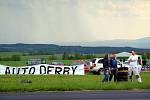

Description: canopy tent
[116,52,131,58]
[116,52,142,59]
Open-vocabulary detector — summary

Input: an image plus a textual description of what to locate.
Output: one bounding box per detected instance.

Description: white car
[90,58,103,74]
[90,58,122,74]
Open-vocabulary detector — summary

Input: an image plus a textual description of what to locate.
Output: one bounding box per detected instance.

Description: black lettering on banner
[72,66,78,75]
[22,67,28,74]
[47,66,54,74]
[40,65,46,74]
[17,68,20,74]
[12,68,16,74]
[55,67,62,74]
[5,67,10,74]
[63,67,70,75]
[29,67,35,74]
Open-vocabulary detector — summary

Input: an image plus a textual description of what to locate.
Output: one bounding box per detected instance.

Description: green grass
[0,52,73,66]
[93,54,105,58]
[0,72,150,92]
[0,61,26,66]
[62,60,73,65]
[0,60,73,66]
[0,52,22,57]
[0,52,105,67]
[0,52,150,92]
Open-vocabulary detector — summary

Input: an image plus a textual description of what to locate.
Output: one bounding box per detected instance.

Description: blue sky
[0,0,150,44]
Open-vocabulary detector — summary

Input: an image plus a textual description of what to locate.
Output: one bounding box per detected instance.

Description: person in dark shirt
[102,54,110,82]
[109,53,117,82]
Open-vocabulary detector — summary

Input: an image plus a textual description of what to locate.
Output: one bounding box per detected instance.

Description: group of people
[102,53,117,82]
[102,50,142,83]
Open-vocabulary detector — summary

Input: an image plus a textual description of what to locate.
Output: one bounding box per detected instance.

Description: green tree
[48,55,57,60]
[74,53,81,60]
[62,52,69,60]
[146,52,150,59]
[84,54,95,59]
[11,55,21,61]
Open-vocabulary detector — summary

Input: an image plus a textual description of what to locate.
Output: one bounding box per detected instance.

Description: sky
[0,0,150,44]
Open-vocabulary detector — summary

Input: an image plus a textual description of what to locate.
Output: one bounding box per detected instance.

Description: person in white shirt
[128,50,142,82]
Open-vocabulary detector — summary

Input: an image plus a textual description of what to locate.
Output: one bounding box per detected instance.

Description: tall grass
[0,72,150,92]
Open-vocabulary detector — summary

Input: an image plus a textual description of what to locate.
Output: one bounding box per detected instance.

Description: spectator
[138,57,142,73]
[102,54,110,82]
[109,53,117,82]
[128,50,142,82]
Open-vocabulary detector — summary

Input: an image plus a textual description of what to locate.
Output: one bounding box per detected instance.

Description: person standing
[128,50,142,82]
[102,54,110,82]
[109,53,117,82]
[138,56,142,73]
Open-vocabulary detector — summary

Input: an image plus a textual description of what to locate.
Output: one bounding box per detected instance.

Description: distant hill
[0,43,149,54]
[58,37,150,49]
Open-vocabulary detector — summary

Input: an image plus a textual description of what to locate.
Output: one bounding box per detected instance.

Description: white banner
[0,64,85,75]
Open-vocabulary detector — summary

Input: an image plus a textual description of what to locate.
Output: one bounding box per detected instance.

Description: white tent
[116,52,131,58]
[116,52,142,59]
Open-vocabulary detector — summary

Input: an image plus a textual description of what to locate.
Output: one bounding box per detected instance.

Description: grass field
[0,60,73,67]
[0,52,23,57]
[0,52,150,92]
[0,72,150,92]
[0,52,74,66]
[0,52,104,66]
[0,61,26,66]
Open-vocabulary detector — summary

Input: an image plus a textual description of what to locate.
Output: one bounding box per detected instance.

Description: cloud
[101,0,150,19]
[131,0,150,19]
[80,0,150,19]
[0,0,150,43]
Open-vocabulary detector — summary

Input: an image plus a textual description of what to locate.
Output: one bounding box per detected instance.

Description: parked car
[90,58,122,75]
[141,65,150,72]
[90,58,103,74]
[27,59,46,66]
[50,61,64,66]
[71,60,90,73]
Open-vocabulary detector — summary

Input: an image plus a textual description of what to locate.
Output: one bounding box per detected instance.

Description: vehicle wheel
[92,71,99,75]
[98,69,101,75]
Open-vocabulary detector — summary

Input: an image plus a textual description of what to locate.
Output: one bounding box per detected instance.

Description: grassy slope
[0,52,22,57]
[0,72,150,92]
[0,52,104,66]
[0,52,73,66]
[0,52,149,92]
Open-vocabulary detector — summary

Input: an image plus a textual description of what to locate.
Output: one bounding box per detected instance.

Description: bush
[11,55,21,61]
[48,55,57,60]
[62,52,69,60]
[63,53,97,60]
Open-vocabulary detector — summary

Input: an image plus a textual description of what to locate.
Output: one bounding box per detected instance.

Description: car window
[86,62,90,66]
[71,62,82,66]
[51,62,64,65]
[91,59,96,63]
[98,59,103,63]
